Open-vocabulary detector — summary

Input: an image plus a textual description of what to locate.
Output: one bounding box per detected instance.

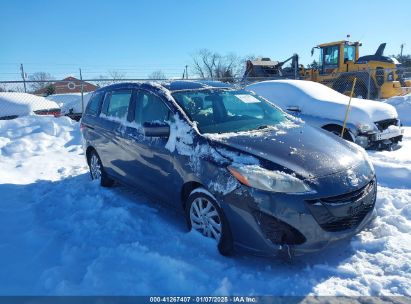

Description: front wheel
[185,188,233,256]
[88,150,114,187]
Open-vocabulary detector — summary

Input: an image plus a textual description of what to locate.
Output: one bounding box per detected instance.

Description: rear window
[85,92,104,115]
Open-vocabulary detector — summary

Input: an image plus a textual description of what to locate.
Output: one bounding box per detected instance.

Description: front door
[122,89,178,203]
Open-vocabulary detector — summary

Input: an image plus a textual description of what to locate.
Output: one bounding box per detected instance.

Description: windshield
[171,89,287,134]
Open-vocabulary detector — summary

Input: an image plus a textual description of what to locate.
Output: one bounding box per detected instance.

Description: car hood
[298,96,398,127]
[336,97,398,124]
[206,123,365,179]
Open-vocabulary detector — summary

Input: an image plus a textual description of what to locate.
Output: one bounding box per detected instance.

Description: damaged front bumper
[216,168,376,257]
[355,124,404,149]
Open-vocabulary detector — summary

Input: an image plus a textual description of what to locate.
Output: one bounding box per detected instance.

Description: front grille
[306,179,376,232]
[321,180,374,204]
[375,118,398,131]
[252,210,306,245]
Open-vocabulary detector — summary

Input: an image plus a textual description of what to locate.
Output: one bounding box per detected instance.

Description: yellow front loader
[302,41,411,99]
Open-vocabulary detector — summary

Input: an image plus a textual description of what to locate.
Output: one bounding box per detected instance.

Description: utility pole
[79,68,84,114]
[20,63,27,93]
[185,65,188,79]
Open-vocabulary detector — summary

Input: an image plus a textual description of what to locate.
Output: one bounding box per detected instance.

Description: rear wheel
[88,150,114,187]
[185,188,233,256]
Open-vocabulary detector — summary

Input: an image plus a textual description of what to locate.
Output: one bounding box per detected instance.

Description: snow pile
[0,115,85,184]
[0,92,60,118]
[384,93,411,126]
[246,80,398,125]
[47,92,92,114]
[0,116,410,296]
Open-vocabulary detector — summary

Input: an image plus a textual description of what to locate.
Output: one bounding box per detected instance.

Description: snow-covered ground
[384,93,411,126]
[0,115,410,296]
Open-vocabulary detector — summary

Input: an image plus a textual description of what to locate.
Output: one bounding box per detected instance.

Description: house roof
[33,76,98,95]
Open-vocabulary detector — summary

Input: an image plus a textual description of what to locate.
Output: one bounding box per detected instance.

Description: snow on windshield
[285,80,349,101]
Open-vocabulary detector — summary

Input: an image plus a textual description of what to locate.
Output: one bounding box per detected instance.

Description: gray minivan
[80,80,376,257]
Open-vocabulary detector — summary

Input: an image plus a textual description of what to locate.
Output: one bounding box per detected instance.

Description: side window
[323,46,339,66]
[85,92,104,115]
[135,91,170,124]
[344,45,355,62]
[102,90,132,119]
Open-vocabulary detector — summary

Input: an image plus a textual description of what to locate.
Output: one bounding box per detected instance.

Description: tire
[88,150,114,187]
[322,125,353,142]
[185,188,234,256]
[354,84,368,99]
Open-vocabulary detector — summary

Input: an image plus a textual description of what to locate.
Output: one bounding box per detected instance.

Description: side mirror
[143,121,170,137]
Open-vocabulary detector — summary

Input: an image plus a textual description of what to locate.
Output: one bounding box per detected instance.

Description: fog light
[355,136,369,148]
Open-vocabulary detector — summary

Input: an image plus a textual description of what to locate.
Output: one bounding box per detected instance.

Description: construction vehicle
[243,40,411,99]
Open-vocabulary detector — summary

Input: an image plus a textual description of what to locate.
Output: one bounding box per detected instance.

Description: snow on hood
[47,92,92,114]
[0,92,60,117]
[206,122,365,179]
[384,93,411,126]
[246,80,398,125]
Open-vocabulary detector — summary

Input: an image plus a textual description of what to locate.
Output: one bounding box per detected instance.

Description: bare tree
[108,70,126,80]
[96,70,127,87]
[191,49,244,82]
[29,72,54,92]
[148,70,166,80]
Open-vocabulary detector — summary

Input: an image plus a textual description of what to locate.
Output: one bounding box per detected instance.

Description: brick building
[34,76,98,96]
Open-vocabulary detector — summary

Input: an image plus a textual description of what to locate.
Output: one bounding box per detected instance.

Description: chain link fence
[1,66,411,121]
[301,66,411,100]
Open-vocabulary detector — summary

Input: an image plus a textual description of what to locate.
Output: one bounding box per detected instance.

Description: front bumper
[216,170,376,257]
[356,125,404,149]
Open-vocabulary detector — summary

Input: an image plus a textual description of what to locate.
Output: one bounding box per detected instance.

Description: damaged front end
[355,118,404,150]
[213,158,376,258]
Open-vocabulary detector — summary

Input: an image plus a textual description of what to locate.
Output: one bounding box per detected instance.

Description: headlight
[357,123,375,133]
[228,165,313,193]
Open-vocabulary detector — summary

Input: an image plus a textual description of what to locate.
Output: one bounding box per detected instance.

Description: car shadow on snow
[0,174,363,295]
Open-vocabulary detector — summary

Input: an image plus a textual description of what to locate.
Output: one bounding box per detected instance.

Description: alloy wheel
[90,153,102,180]
[189,197,222,241]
